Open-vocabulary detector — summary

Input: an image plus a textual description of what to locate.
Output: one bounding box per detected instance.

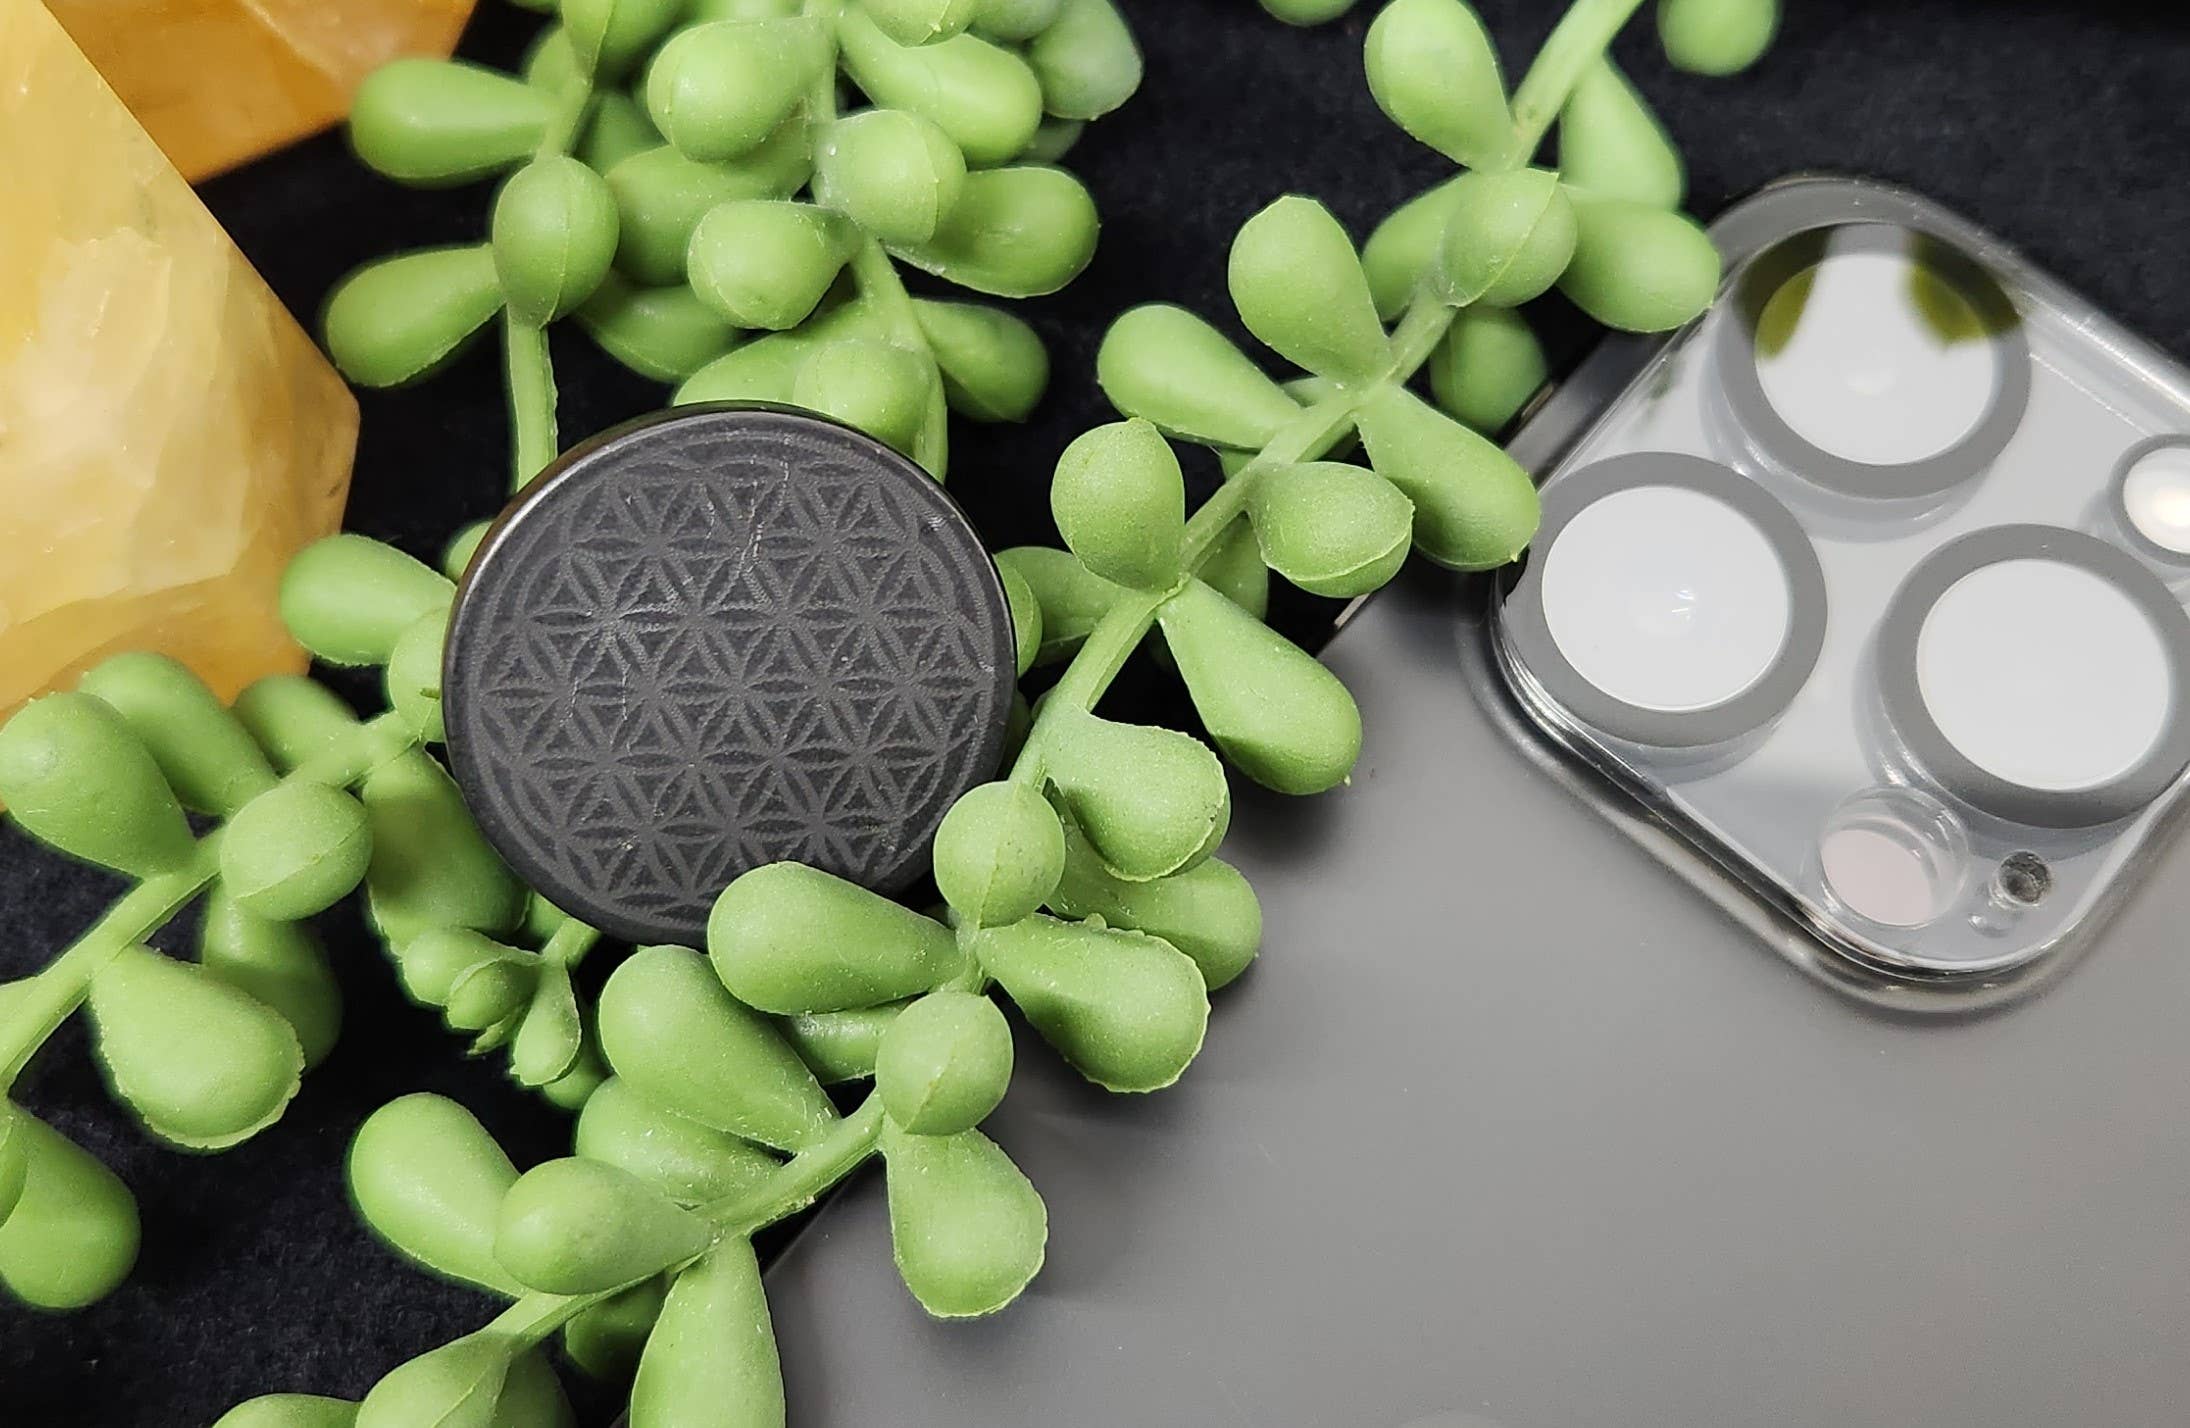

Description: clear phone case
[1494,177,2190,998]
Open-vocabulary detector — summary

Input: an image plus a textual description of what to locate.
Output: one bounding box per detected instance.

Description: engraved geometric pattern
[444,410,1014,945]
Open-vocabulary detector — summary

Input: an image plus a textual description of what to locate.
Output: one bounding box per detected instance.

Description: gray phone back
[764,184,2190,1427]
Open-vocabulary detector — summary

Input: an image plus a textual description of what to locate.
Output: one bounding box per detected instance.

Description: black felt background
[5,2,2189,1423]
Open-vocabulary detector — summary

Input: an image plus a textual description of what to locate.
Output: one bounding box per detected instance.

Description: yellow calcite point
[43,0,475,180]
[0,0,359,725]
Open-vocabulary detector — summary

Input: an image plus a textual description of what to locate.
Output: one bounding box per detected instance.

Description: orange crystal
[1,0,359,724]
[43,0,475,180]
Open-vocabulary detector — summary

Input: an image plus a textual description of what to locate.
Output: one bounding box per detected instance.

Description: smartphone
[760,178,2190,1427]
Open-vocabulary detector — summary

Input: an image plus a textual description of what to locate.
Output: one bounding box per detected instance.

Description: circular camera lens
[1876,525,2190,828]
[1816,787,1969,930]
[1716,224,2028,503]
[2109,436,2190,567]
[1499,453,1828,749]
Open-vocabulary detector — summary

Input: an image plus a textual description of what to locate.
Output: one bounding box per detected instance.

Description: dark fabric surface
[5,2,2189,1423]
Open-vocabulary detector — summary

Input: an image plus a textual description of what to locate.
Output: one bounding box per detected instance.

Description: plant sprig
[200,2,1774,1421]
[325,0,1141,514]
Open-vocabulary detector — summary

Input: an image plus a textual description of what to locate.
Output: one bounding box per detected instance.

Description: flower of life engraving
[443,408,1016,945]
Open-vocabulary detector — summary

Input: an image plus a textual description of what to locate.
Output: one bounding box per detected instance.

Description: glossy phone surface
[764,182,2190,1427]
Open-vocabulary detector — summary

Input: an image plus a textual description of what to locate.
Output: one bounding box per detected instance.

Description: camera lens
[1714,224,2028,504]
[2105,436,2190,571]
[1875,525,2190,828]
[1499,453,1827,750]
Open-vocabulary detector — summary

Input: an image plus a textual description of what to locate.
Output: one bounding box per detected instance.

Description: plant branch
[1504,0,1652,167]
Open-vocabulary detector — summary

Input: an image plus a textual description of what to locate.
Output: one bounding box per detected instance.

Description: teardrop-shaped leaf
[323,246,504,388]
[837,11,1045,165]
[1024,0,1142,121]
[562,0,687,77]
[577,274,739,382]
[790,338,938,458]
[1050,418,1185,589]
[815,107,969,247]
[597,946,838,1151]
[0,691,194,877]
[992,547,1122,665]
[1196,517,1271,621]
[862,0,981,45]
[573,1077,781,1204]
[495,1158,711,1295]
[1040,709,1229,882]
[212,1394,360,1428]
[1364,0,1512,169]
[883,1124,1046,1317]
[1096,305,1300,448]
[912,299,1049,422]
[492,155,621,325]
[394,927,520,1008]
[359,750,529,951]
[972,0,1063,40]
[1558,192,1723,332]
[356,1334,571,1428]
[1429,304,1548,433]
[1658,0,1780,76]
[1362,178,1463,321]
[1560,59,1684,209]
[233,676,363,774]
[511,963,585,1087]
[709,864,968,1014]
[1249,461,1414,597]
[200,889,342,1068]
[279,534,455,668]
[77,653,275,816]
[606,139,814,286]
[646,19,829,162]
[350,58,552,185]
[688,200,855,330]
[932,780,1066,928]
[0,1112,139,1309]
[564,1275,667,1381]
[629,1238,785,1427]
[777,1004,906,1084]
[383,610,447,744]
[219,781,373,922]
[876,990,1014,1135]
[892,166,1097,298]
[975,915,1209,1092]
[348,1093,525,1296]
[1356,383,1539,570]
[88,946,302,1150]
[1047,821,1262,991]
[1157,579,1361,794]
[1438,167,1577,308]
[1229,197,1390,383]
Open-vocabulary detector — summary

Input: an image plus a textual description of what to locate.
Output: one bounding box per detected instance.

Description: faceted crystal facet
[1,0,359,723]
[43,0,475,180]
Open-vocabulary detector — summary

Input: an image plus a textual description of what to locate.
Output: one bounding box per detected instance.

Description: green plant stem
[540,916,602,969]
[1011,299,1459,787]
[506,316,559,493]
[0,712,417,1092]
[1503,0,1651,167]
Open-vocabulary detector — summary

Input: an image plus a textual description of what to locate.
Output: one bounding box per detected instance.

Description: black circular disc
[443,405,1016,945]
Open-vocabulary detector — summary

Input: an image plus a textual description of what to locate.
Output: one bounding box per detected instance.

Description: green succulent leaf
[279,534,455,668]
[1364,0,1512,169]
[777,1004,908,1084]
[1437,167,1578,308]
[815,108,968,247]
[1249,461,1415,597]
[1024,0,1143,121]
[219,782,374,922]
[837,12,1046,165]
[1429,304,1548,433]
[0,1112,138,1309]
[1096,304,1302,448]
[1355,383,1540,570]
[88,945,303,1150]
[882,1124,1047,1317]
[348,1093,526,1296]
[974,915,1209,1092]
[993,547,1123,665]
[911,299,1050,423]
[0,691,194,878]
[891,166,1099,299]
[629,1238,786,1427]
[349,58,552,186]
[199,889,344,1068]
[1658,0,1780,76]
[577,274,740,382]
[645,19,830,162]
[709,863,969,1013]
[323,245,504,388]
[492,155,621,325]
[1050,418,1186,589]
[573,1077,782,1204]
[1040,709,1230,882]
[211,1395,360,1428]
[1558,191,1724,331]
[876,991,1016,1135]
[1157,578,1362,795]
[1229,196,1391,383]
[1047,820,1262,991]
[563,1276,668,1383]
[597,945,839,1151]
[495,1158,712,1295]
[77,653,275,817]
[933,780,1067,928]
[1559,59,1685,209]
[1362,177,1464,321]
